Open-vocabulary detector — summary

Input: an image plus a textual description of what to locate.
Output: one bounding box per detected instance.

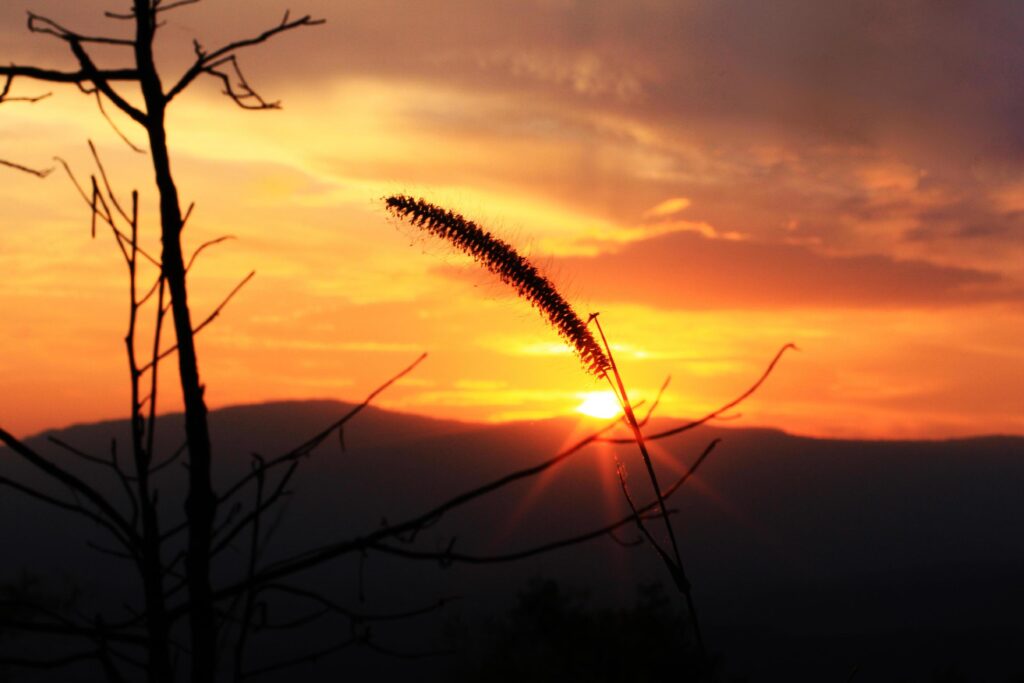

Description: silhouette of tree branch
[27,12,135,46]
[218,352,429,505]
[0,476,136,557]
[602,343,798,444]
[138,270,256,373]
[0,73,50,103]
[106,0,202,20]
[186,235,236,273]
[47,436,140,529]
[231,454,267,683]
[0,3,793,679]
[54,154,161,266]
[0,430,138,549]
[0,611,146,645]
[0,158,52,177]
[0,64,138,84]
[206,55,281,110]
[162,409,662,617]
[370,438,718,566]
[166,12,324,105]
[94,90,147,153]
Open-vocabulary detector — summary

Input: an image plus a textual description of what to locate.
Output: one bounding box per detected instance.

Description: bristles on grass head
[384,195,611,377]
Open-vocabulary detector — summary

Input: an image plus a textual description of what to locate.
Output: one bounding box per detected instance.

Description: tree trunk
[133,4,217,681]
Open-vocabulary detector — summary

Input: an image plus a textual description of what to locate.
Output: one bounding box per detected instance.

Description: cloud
[548,230,1019,310]
[643,197,691,219]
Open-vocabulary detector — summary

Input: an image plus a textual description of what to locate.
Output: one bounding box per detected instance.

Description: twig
[138,271,255,373]
[603,343,798,444]
[593,313,706,658]
[371,439,718,565]
[0,158,52,177]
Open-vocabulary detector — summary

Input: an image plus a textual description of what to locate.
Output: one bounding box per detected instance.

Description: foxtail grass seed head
[385,195,611,377]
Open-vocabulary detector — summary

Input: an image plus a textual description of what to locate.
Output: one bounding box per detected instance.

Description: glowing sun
[575,391,622,419]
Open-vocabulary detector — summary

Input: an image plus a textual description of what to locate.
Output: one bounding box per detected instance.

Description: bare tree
[1,4,322,680]
[0,2,793,681]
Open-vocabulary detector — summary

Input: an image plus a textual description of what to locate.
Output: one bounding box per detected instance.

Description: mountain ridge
[2,399,1023,681]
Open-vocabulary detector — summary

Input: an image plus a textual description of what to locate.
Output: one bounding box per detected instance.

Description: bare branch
[206,55,280,110]
[603,343,798,444]
[93,91,146,153]
[0,475,135,557]
[27,11,135,46]
[166,13,325,104]
[371,439,718,566]
[54,155,161,266]
[0,73,51,104]
[218,352,429,505]
[232,453,267,682]
[68,39,147,123]
[181,413,630,616]
[211,461,297,561]
[0,428,139,550]
[0,158,52,177]
[106,0,201,20]
[0,64,139,84]
[138,270,256,373]
[186,235,236,273]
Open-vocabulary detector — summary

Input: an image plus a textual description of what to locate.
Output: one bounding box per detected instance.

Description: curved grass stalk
[385,194,707,661]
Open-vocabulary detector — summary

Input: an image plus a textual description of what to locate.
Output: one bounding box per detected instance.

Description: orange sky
[1,1,1022,439]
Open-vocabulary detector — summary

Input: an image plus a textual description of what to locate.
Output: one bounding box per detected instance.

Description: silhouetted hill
[2,401,1023,681]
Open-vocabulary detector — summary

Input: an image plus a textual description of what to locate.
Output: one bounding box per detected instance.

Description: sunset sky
[1,1,1022,439]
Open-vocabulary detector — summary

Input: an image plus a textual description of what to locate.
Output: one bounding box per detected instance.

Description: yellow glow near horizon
[575,391,622,419]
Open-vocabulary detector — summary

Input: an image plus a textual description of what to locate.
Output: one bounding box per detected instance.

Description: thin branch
[94,90,146,153]
[0,73,51,103]
[371,439,718,566]
[66,39,146,124]
[212,462,297,561]
[593,314,705,656]
[106,0,200,20]
[27,11,135,46]
[602,343,798,444]
[0,64,139,84]
[614,454,679,577]
[55,156,161,267]
[186,235,236,273]
[218,353,429,505]
[0,428,139,549]
[166,13,324,104]
[233,455,267,683]
[206,55,279,110]
[181,413,633,614]
[138,270,255,373]
[0,158,52,177]
[88,140,132,225]
[0,476,136,557]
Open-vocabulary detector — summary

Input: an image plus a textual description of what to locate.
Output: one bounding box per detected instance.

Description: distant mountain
[2,401,1023,682]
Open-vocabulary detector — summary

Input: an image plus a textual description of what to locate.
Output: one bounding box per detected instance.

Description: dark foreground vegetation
[3,401,1022,681]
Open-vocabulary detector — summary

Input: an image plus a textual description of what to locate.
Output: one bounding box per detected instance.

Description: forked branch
[166,12,324,105]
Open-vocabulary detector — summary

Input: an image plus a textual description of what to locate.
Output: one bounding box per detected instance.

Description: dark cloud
[14,1,1022,163]
[7,0,1023,280]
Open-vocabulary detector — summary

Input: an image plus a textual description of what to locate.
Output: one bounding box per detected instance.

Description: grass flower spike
[385,195,611,377]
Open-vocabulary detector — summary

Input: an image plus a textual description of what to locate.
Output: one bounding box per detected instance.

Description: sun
[575,391,622,419]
